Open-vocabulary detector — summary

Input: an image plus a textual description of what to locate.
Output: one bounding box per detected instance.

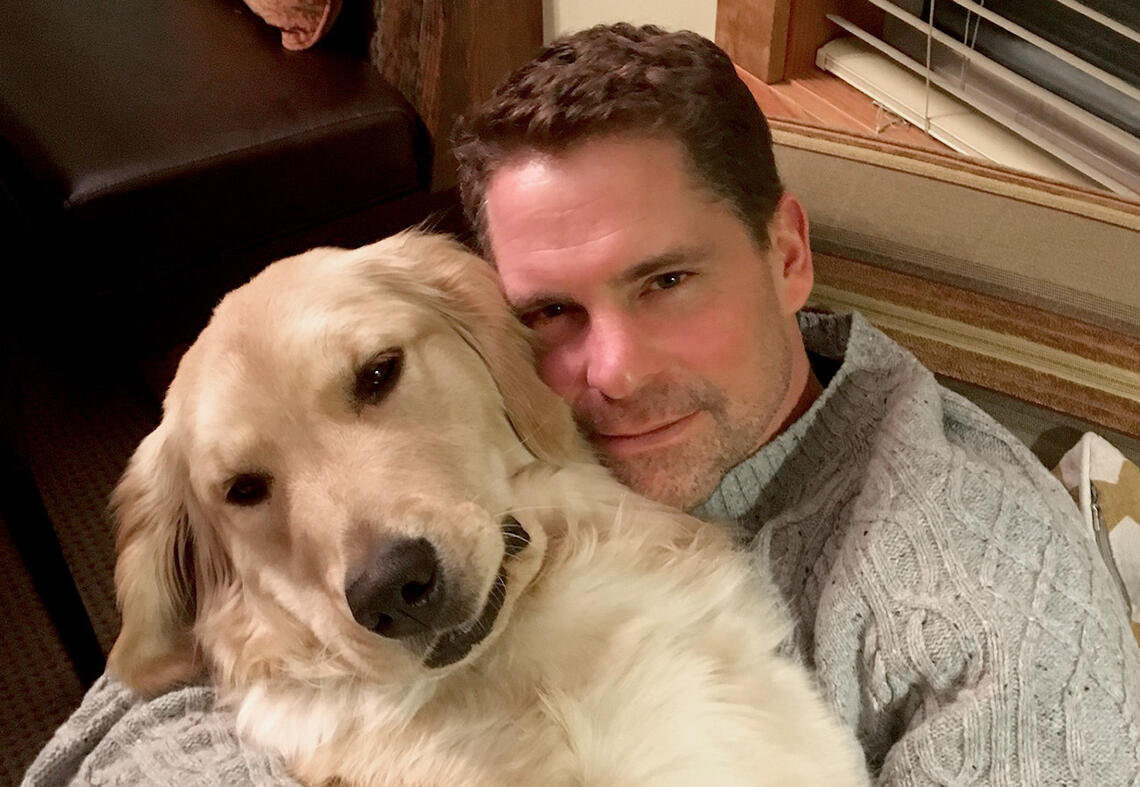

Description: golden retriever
[108,231,869,786]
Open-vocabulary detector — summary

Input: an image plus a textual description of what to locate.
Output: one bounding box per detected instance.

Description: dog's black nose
[346,537,446,639]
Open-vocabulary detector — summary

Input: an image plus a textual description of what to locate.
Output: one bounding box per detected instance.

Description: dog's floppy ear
[383,231,591,467]
[466,288,591,467]
[106,424,200,695]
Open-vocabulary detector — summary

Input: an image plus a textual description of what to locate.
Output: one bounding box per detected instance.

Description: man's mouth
[422,517,530,669]
[589,412,700,457]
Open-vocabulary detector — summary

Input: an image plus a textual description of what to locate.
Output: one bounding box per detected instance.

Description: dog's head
[107,231,589,696]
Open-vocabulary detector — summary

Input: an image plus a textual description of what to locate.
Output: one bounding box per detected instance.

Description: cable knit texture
[695,312,1140,785]
[23,312,1140,786]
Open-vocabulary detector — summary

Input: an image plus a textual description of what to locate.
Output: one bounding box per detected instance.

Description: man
[450,24,1140,783]
[25,23,1140,786]
[452,27,816,513]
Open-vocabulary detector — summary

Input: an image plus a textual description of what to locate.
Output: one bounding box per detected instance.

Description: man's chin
[603,456,716,511]
[584,409,745,509]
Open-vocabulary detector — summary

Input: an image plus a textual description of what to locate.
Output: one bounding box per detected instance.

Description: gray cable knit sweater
[24,312,1140,786]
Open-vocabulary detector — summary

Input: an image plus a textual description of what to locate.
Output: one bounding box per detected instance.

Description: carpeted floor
[1,350,164,786]
[0,520,87,787]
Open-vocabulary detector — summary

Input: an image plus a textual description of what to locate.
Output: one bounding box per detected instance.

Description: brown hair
[452,23,784,256]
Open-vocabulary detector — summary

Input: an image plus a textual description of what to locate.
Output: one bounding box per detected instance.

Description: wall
[543,0,716,42]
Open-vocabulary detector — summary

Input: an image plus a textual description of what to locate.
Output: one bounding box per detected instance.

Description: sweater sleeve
[844,397,1140,785]
[21,675,301,787]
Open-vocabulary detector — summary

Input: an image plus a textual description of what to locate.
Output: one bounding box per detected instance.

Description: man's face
[484,135,813,509]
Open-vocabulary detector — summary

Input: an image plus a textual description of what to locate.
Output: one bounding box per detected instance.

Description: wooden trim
[787,0,884,78]
[886,332,1140,439]
[717,0,884,83]
[736,64,955,152]
[770,119,1140,228]
[717,0,792,82]
[374,0,543,190]
[810,254,1140,438]
[814,255,1140,367]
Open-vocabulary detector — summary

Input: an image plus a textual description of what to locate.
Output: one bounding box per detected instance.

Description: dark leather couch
[3,0,432,351]
[0,0,540,687]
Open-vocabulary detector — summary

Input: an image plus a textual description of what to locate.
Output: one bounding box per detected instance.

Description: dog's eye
[226,473,271,506]
[354,349,403,406]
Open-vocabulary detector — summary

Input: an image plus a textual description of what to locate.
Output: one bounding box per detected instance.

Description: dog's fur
[108,231,868,786]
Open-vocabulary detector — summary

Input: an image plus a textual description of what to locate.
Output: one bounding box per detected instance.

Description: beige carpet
[0,517,86,786]
[1,352,161,785]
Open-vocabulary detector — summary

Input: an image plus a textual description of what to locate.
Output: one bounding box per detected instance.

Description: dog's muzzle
[345,517,530,668]
[423,516,530,669]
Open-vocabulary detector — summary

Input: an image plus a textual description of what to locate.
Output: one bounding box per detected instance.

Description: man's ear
[769,192,814,315]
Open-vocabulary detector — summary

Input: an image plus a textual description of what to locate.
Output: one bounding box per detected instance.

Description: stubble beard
[574,359,790,510]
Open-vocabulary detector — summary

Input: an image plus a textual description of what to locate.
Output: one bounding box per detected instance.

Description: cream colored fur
[108,231,869,786]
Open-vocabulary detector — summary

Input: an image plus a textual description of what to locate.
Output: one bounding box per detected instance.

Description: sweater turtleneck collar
[693,310,914,527]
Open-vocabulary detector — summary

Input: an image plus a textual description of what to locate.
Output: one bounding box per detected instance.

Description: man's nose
[583,312,658,400]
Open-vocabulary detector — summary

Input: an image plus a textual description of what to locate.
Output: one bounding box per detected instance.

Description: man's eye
[651,272,690,290]
[523,303,571,326]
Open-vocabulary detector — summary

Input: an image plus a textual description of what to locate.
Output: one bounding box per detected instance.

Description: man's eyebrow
[509,291,576,318]
[509,245,710,317]
[618,245,708,285]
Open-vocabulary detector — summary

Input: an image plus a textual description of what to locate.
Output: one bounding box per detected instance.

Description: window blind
[820,0,1140,196]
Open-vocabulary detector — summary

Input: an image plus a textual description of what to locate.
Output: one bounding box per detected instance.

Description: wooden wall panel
[784,0,884,79]
[716,0,792,82]
[375,0,543,189]
[717,0,885,83]
[810,254,1140,438]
